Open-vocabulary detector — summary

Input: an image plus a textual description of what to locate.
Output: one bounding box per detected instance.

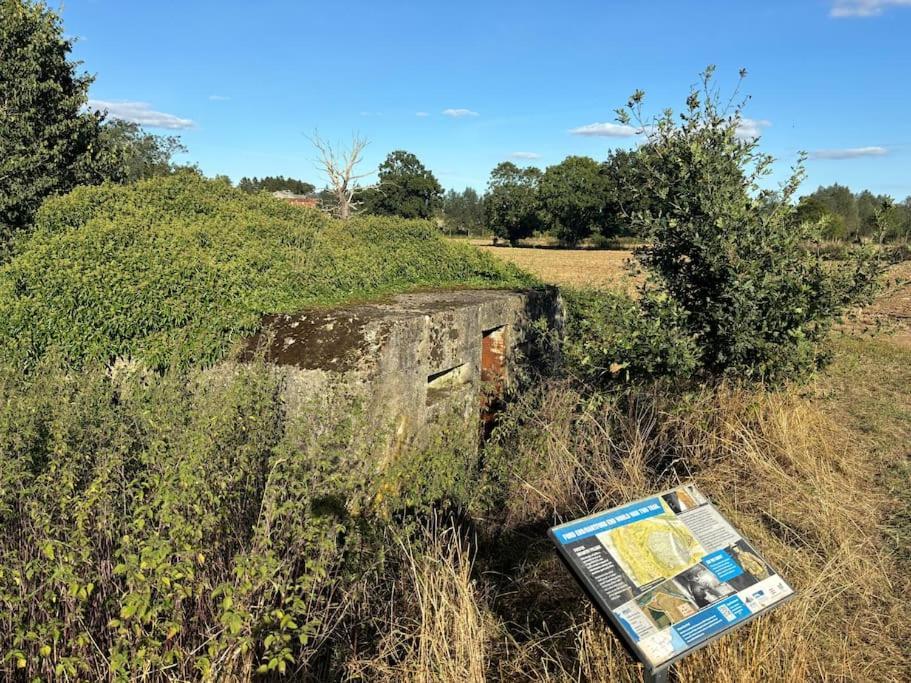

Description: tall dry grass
[343,378,908,682]
[346,517,492,682]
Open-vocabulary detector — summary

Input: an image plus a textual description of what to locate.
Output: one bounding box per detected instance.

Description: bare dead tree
[308,131,370,220]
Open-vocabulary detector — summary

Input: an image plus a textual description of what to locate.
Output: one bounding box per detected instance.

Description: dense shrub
[561,289,699,385]
[616,68,884,383]
[0,173,532,370]
[0,359,486,680]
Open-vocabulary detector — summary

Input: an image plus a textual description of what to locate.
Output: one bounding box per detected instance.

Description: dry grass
[457,239,638,291]
[346,519,492,683]
[340,332,909,681]
[334,252,911,681]
[483,379,906,682]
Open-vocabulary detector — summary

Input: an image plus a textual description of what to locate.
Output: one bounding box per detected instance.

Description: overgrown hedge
[0,173,532,370]
[0,170,535,679]
[0,359,484,680]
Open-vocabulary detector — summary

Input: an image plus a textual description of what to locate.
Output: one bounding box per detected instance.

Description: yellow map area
[598,512,705,587]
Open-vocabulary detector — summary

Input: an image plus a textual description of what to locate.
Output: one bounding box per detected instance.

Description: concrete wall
[242,288,562,452]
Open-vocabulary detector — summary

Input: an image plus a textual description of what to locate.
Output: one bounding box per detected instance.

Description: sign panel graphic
[549,485,793,671]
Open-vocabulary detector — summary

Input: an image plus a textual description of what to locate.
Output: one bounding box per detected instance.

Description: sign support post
[645,666,669,683]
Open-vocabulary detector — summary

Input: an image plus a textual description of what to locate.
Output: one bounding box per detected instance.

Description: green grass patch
[819,333,911,568]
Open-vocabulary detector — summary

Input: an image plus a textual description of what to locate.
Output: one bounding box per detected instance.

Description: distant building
[272,190,318,208]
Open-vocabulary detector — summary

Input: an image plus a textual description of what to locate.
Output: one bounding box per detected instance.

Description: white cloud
[734,117,771,140]
[569,122,641,137]
[208,95,230,101]
[442,108,479,118]
[809,146,888,160]
[415,111,430,117]
[511,151,541,159]
[831,0,911,17]
[89,100,194,129]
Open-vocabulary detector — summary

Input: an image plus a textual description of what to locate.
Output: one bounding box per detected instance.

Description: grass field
[459,239,638,290]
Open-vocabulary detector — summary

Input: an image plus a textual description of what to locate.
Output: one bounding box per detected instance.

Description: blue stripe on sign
[670,596,751,646]
[702,550,744,582]
[616,615,641,642]
[553,498,665,544]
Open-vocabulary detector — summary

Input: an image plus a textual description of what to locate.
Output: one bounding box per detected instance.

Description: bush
[561,289,699,386]
[615,67,884,384]
[0,173,532,370]
[0,358,490,680]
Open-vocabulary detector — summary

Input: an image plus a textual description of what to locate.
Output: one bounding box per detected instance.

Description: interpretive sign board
[548,485,794,672]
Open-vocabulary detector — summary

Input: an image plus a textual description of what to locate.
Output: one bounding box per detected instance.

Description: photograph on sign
[549,485,793,670]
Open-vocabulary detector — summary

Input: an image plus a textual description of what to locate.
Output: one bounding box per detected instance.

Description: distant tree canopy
[538,155,610,246]
[796,183,911,241]
[441,187,485,235]
[482,149,652,245]
[485,162,543,244]
[97,120,188,183]
[237,176,316,195]
[0,0,106,246]
[361,150,442,219]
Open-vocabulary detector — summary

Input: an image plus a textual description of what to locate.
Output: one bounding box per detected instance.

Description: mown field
[453,238,637,291]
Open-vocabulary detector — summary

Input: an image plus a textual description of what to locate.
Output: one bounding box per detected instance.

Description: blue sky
[63,0,910,198]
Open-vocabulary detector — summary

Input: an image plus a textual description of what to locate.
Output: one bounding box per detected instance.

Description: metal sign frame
[548,485,795,675]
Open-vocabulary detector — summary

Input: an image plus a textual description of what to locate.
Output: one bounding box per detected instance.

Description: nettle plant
[615,66,882,383]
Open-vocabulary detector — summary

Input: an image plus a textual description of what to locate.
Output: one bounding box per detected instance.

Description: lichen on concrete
[239,287,563,455]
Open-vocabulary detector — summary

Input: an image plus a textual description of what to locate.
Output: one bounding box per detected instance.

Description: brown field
[461,239,637,291]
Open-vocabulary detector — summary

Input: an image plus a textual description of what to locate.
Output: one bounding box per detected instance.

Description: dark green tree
[600,148,652,237]
[362,150,442,219]
[538,156,609,246]
[794,195,831,227]
[97,120,187,183]
[0,0,107,245]
[800,184,858,239]
[615,66,883,383]
[237,176,315,195]
[854,190,891,237]
[442,187,485,235]
[484,162,542,245]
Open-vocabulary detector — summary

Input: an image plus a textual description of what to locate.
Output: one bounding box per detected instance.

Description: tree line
[796,184,911,242]
[4,0,904,253]
[237,176,315,195]
[279,145,644,244]
[484,150,649,245]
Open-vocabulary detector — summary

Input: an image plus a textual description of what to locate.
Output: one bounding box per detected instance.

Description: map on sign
[548,485,793,671]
